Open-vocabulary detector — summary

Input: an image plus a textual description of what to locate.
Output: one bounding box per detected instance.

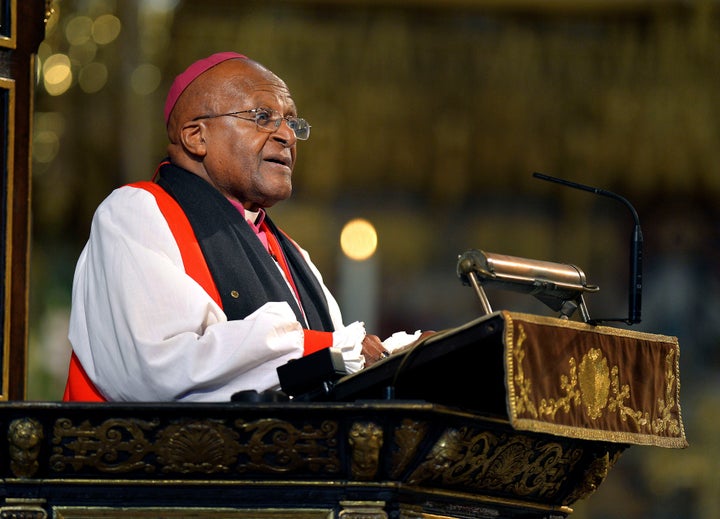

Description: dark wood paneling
[0,0,47,400]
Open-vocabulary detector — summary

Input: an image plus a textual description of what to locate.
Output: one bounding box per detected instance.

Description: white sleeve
[68,186,330,402]
[294,242,367,373]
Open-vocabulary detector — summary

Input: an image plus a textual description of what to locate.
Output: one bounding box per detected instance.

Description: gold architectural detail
[53,507,333,518]
[50,417,341,475]
[156,420,240,474]
[0,0,16,49]
[44,0,56,24]
[348,422,383,480]
[0,76,15,402]
[339,501,388,519]
[1,402,620,513]
[50,418,159,473]
[233,418,340,474]
[397,505,436,519]
[398,508,457,519]
[407,426,583,500]
[390,419,427,479]
[8,418,43,478]
[0,498,47,519]
[565,450,622,503]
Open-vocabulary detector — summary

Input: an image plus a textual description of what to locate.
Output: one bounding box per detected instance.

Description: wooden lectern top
[328,311,687,449]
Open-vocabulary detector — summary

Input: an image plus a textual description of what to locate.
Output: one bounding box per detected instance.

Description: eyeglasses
[192,108,311,140]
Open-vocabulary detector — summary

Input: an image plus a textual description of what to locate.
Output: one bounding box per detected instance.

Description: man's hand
[386,330,438,355]
[361,334,388,367]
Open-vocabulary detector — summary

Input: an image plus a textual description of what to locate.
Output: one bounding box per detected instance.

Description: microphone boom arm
[533,172,642,324]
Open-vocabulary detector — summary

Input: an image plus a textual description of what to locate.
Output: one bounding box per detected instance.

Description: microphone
[532,172,642,325]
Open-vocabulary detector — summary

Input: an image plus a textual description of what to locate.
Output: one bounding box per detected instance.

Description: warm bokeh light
[42,53,72,96]
[130,63,162,95]
[68,40,98,66]
[65,15,93,46]
[78,62,107,93]
[141,0,182,13]
[92,14,121,45]
[340,219,378,261]
[37,41,52,62]
[33,111,66,167]
[33,130,61,164]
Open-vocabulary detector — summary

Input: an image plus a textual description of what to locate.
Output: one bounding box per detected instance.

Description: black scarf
[156,162,335,332]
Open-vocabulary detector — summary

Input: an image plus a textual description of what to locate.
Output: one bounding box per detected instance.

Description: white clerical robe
[68,186,366,402]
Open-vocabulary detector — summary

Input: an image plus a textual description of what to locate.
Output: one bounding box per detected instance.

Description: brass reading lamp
[457,172,643,325]
[457,250,599,322]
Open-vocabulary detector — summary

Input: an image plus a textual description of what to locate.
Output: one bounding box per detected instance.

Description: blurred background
[28,0,719,517]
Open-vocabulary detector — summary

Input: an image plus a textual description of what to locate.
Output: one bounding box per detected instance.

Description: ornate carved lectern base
[0,401,622,519]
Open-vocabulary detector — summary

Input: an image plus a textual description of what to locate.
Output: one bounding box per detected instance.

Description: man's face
[191,61,299,210]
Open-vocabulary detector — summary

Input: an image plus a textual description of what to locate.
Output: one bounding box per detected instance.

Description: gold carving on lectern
[50,418,158,473]
[156,420,240,474]
[51,417,341,475]
[233,418,340,474]
[53,507,333,518]
[408,427,583,499]
[8,418,43,478]
[0,498,47,519]
[348,422,383,480]
[565,450,622,504]
[339,500,387,519]
[390,419,427,478]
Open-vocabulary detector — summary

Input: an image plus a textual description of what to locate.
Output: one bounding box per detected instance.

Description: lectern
[0,311,686,518]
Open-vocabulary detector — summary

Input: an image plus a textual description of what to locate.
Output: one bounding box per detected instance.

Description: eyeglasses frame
[191,108,311,140]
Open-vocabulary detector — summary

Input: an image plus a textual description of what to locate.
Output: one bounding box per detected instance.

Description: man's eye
[255,110,272,125]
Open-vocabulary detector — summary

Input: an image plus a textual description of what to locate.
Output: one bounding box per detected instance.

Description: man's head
[165,53,304,211]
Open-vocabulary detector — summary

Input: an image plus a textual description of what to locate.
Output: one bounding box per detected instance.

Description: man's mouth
[264,155,291,168]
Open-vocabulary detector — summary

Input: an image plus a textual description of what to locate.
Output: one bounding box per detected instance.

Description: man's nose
[273,118,297,147]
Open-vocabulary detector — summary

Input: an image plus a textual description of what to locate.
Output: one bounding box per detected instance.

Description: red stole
[63,181,220,402]
[62,181,332,401]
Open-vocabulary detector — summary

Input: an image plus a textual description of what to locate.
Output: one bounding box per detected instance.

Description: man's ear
[179,121,207,158]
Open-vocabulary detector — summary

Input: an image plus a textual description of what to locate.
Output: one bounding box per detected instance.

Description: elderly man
[64,52,391,402]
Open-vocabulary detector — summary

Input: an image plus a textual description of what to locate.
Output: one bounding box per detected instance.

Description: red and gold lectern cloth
[502,311,687,448]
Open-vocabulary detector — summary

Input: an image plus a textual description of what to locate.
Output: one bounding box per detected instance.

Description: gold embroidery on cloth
[511,325,538,419]
[578,348,610,420]
[506,312,686,447]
